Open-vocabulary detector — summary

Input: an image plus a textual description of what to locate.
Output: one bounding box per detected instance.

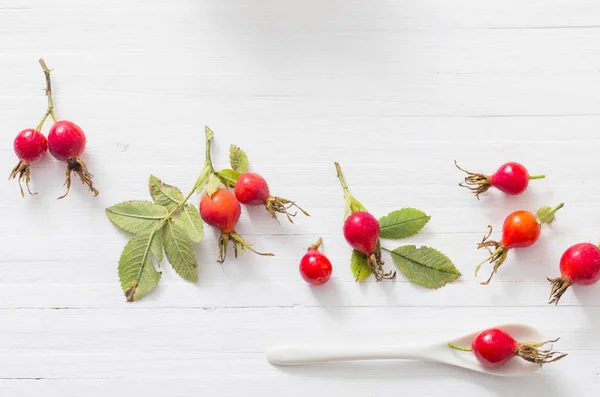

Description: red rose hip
[299,238,332,285]
[234,172,309,223]
[200,188,273,263]
[343,211,380,255]
[548,242,600,304]
[476,203,563,285]
[450,327,567,368]
[9,128,48,196]
[455,161,545,199]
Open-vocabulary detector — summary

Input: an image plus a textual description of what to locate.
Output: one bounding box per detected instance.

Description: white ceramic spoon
[266,324,551,377]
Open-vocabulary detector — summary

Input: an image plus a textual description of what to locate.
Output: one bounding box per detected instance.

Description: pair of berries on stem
[9,59,97,199]
[197,130,309,263]
[458,161,600,303]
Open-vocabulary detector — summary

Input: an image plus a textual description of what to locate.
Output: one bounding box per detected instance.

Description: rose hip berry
[9,128,48,196]
[450,328,566,368]
[547,243,600,304]
[234,172,309,223]
[344,211,380,254]
[48,120,98,199]
[455,161,545,199]
[200,188,274,263]
[476,203,563,285]
[299,237,332,285]
[335,162,395,281]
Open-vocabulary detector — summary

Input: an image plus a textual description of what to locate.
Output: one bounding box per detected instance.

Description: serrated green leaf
[350,249,371,282]
[178,204,204,243]
[148,175,184,212]
[106,200,168,234]
[230,144,249,173]
[162,221,198,282]
[390,245,461,289]
[150,230,164,262]
[206,173,221,196]
[217,169,241,188]
[119,231,162,302]
[378,208,431,239]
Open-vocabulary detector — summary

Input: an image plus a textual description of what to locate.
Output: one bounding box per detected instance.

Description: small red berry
[343,211,380,255]
[48,120,86,161]
[450,327,567,368]
[234,172,309,223]
[471,328,519,368]
[200,188,241,233]
[476,204,563,285]
[235,172,270,205]
[455,161,545,199]
[9,128,48,196]
[548,243,600,304]
[48,120,98,199]
[299,238,332,285]
[200,187,274,263]
[500,210,541,249]
[14,129,48,164]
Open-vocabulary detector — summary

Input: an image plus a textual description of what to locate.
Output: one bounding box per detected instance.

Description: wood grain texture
[1,0,600,395]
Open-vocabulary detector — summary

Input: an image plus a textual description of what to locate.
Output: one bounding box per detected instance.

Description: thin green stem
[334,162,350,195]
[547,203,564,218]
[36,59,58,132]
[529,175,545,180]
[448,343,472,352]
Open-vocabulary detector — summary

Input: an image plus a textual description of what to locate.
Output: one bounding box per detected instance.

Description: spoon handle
[266,344,433,366]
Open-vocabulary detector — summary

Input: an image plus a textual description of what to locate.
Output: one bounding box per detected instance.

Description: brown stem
[8,161,36,197]
[265,196,310,223]
[516,339,567,366]
[367,251,395,281]
[310,237,323,250]
[454,160,492,200]
[547,276,573,305]
[36,59,58,132]
[474,225,508,285]
[58,157,99,199]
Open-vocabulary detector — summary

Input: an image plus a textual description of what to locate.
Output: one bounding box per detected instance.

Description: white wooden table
[1,1,599,395]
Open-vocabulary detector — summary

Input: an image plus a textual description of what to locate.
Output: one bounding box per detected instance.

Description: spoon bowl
[267,324,548,377]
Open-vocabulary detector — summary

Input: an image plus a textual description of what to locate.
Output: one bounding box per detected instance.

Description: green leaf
[195,165,211,194]
[217,169,241,188]
[389,245,461,289]
[119,231,162,302]
[350,197,367,213]
[162,221,198,282]
[206,173,221,196]
[148,175,184,212]
[205,126,214,140]
[378,208,431,239]
[536,203,564,224]
[178,204,204,243]
[230,144,249,173]
[150,231,164,262]
[106,200,168,234]
[350,249,371,282]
